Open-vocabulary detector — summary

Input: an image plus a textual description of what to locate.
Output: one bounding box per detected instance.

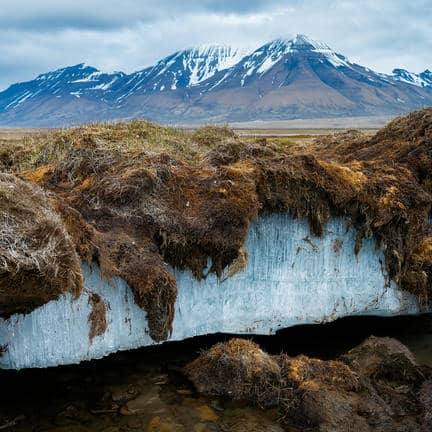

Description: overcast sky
[0,0,430,90]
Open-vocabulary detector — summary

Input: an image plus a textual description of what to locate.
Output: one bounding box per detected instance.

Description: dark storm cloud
[0,0,430,90]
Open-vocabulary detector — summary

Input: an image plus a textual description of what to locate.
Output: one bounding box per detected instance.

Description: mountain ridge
[0,34,430,126]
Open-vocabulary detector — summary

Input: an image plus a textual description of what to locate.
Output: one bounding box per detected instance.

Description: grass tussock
[185,339,282,406]
[186,337,429,431]
[0,109,431,339]
[191,124,237,147]
[0,173,82,317]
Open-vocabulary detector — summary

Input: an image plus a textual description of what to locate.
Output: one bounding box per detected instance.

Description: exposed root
[221,247,248,282]
[0,415,25,431]
[88,293,107,343]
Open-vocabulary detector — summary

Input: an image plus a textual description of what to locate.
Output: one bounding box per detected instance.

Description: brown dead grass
[185,339,281,406]
[0,173,82,317]
[185,338,358,410]
[311,109,432,193]
[192,125,236,147]
[414,237,432,264]
[280,354,358,392]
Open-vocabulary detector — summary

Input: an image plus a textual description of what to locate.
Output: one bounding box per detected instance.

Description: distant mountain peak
[184,44,243,55]
[266,34,333,53]
[393,68,432,87]
[217,34,352,87]
[118,44,250,97]
[293,33,313,43]
[177,45,250,84]
[35,63,99,81]
[291,34,331,51]
[421,69,432,79]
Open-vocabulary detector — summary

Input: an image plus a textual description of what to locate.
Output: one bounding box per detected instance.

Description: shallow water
[0,314,431,431]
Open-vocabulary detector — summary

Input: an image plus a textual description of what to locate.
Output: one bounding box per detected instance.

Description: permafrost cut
[0,215,419,369]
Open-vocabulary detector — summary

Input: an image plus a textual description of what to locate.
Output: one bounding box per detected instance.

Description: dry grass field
[0,126,337,156]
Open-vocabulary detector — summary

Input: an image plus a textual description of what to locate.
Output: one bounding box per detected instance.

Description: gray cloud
[0,1,285,31]
[0,0,430,90]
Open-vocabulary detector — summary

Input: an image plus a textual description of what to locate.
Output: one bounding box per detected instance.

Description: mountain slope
[114,45,248,102]
[182,35,432,121]
[0,64,124,110]
[0,35,430,126]
[392,68,432,88]
[0,64,125,125]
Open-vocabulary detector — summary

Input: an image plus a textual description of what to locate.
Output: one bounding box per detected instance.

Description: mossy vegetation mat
[1,109,431,341]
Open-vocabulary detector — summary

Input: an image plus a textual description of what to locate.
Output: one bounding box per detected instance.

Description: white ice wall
[0,214,420,369]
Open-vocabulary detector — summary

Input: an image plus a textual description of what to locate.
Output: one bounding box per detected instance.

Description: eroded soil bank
[2,109,432,346]
[0,314,431,432]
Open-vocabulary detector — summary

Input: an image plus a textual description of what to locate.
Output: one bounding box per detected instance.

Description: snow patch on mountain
[392,68,432,88]
[214,34,356,88]
[187,45,249,85]
[286,34,353,68]
[0,63,126,110]
[119,44,251,97]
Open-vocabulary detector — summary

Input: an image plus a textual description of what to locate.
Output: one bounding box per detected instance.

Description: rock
[209,399,224,412]
[146,416,183,432]
[176,389,193,395]
[193,424,207,432]
[59,405,94,424]
[220,409,283,432]
[420,380,432,432]
[150,374,169,385]
[126,385,162,414]
[119,406,133,416]
[127,418,143,429]
[111,384,140,402]
[196,405,219,422]
[48,427,92,432]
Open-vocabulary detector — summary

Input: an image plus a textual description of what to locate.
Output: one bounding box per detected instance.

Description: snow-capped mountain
[113,45,249,102]
[392,68,432,88]
[201,35,356,90]
[0,64,124,111]
[0,35,430,126]
[187,34,432,121]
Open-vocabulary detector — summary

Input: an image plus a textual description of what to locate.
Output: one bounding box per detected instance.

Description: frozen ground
[0,214,420,369]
